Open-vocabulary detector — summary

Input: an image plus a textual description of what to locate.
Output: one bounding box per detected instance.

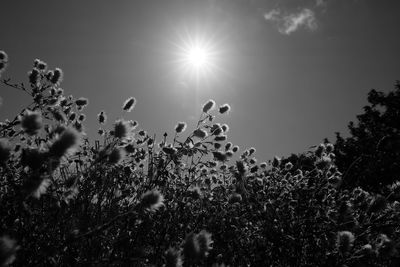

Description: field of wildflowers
[0,51,399,266]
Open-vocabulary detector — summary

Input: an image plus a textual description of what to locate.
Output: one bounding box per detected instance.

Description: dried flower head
[108,148,125,165]
[163,145,177,155]
[122,97,136,112]
[272,156,281,168]
[21,110,43,135]
[219,104,231,114]
[229,193,243,203]
[214,135,227,142]
[49,128,80,158]
[202,99,216,113]
[221,124,229,132]
[193,128,207,139]
[175,122,187,133]
[51,68,63,84]
[141,190,164,211]
[212,151,227,162]
[232,145,239,153]
[97,111,107,124]
[285,162,293,171]
[75,97,88,108]
[114,119,130,139]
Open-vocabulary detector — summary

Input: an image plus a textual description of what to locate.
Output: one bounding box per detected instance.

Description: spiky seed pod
[75,97,88,108]
[108,148,125,164]
[141,190,164,211]
[193,128,207,139]
[337,231,355,255]
[0,139,11,164]
[219,104,231,114]
[21,110,43,135]
[122,97,136,112]
[114,120,130,139]
[97,111,107,124]
[197,230,213,258]
[165,248,182,267]
[202,99,215,113]
[0,236,19,266]
[175,122,187,133]
[49,128,80,158]
[51,68,63,84]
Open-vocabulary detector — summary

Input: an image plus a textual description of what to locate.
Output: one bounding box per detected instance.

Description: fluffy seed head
[202,99,216,113]
[108,148,125,165]
[175,122,187,133]
[114,120,130,139]
[49,128,80,158]
[141,190,164,211]
[219,104,231,114]
[75,97,88,108]
[21,110,43,135]
[97,111,107,124]
[193,128,207,139]
[51,68,63,84]
[122,97,136,112]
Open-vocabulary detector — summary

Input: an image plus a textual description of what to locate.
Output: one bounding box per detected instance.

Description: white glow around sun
[172,30,221,83]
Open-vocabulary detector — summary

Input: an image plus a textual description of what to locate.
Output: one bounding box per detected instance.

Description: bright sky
[1,0,400,161]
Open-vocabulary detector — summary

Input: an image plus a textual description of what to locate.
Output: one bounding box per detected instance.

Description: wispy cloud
[264,8,317,35]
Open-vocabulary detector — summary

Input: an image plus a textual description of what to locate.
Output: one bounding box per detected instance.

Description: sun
[172,30,221,83]
[184,43,211,70]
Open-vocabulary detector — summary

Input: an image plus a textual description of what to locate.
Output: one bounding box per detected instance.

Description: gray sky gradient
[1,0,399,161]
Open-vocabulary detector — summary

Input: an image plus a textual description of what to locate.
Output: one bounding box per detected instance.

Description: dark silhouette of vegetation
[0,51,399,266]
[334,81,400,192]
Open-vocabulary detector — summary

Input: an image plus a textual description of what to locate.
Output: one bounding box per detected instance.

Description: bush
[0,52,399,266]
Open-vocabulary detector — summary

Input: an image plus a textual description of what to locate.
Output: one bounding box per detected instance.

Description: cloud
[264,8,317,35]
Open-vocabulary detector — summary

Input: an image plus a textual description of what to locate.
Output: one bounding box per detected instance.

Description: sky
[1,0,400,161]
